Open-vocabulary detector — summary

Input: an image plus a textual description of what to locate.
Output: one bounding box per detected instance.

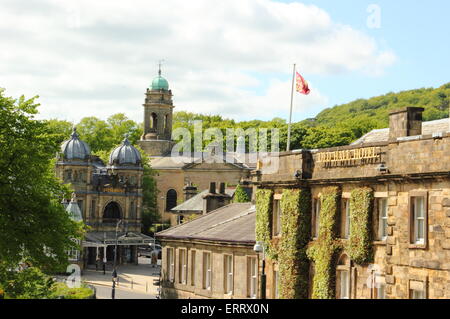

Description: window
[338,270,350,299]
[312,198,321,238]
[65,169,72,181]
[90,199,96,219]
[77,200,84,218]
[167,248,175,282]
[273,199,281,237]
[191,251,196,286]
[410,196,427,245]
[336,254,351,299]
[166,189,177,211]
[103,201,121,220]
[67,239,80,261]
[409,280,426,299]
[378,198,388,241]
[179,249,187,284]
[129,201,136,219]
[224,255,233,294]
[410,289,425,299]
[248,257,258,298]
[203,252,212,290]
[150,113,158,129]
[342,199,350,239]
[373,274,386,299]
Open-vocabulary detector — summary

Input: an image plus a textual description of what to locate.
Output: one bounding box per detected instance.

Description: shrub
[51,282,95,299]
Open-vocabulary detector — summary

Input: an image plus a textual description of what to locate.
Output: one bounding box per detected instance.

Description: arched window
[103,201,122,220]
[150,113,158,130]
[166,189,177,211]
[129,201,136,219]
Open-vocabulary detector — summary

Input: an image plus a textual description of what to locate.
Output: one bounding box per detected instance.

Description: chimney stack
[219,182,226,194]
[203,182,231,214]
[183,182,198,201]
[389,107,424,141]
[209,182,216,194]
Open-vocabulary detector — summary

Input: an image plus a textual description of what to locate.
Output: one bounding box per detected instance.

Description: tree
[135,145,160,236]
[233,184,250,203]
[0,89,83,272]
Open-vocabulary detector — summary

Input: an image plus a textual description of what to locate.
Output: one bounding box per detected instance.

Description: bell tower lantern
[139,64,176,156]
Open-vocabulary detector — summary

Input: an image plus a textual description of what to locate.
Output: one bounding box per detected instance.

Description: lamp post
[253,241,266,299]
[112,219,122,299]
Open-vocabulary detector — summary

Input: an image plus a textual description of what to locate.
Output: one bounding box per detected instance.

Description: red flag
[296,71,310,95]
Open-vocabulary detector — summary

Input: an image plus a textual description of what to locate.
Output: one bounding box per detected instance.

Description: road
[93,284,157,299]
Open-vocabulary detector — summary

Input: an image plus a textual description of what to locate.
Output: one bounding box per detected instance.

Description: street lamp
[253,241,266,299]
[112,219,123,299]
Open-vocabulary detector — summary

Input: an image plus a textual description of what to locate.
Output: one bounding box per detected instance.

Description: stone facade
[153,161,251,225]
[160,241,259,299]
[254,107,450,299]
[136,71,252,226]
[55,136,152,270]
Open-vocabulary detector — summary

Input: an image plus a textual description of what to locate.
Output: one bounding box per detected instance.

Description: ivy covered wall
[278,188,311,299]
[307,186,341,299]
[255,188,277,259]
[347,187,374,264]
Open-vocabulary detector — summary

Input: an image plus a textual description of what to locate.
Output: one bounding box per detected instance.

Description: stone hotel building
[254,107,450,299]
[159,106,450,299]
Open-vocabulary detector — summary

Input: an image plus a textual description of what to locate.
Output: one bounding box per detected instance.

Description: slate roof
[149,153,257,170]
[156,203,255,244]
[171,189,235,213]
[352,118,449,145]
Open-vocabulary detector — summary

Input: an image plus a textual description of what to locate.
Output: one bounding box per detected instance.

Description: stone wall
[160,241,258,299]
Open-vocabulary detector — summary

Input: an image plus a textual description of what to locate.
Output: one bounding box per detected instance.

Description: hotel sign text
[317,147,381,167]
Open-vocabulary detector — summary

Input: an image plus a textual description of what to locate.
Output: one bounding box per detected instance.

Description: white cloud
[0,0,395,123]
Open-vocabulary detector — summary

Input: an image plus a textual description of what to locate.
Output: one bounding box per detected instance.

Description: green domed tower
[139,65,175,156]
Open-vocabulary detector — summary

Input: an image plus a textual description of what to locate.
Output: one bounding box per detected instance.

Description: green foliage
[278,189,311,299]
[0,264,94,299]
[347,187,374,264]
[170,82,450,151]
[182,214,199,224]
[0,265,55,299]
[137,145,160,236]
[48,113,143,154]
[0,89,83,271]
[148,223,171,235]
[233,184,250,203]
[52,282,94,299]
[307,186,341,299]
[255,189,277,260]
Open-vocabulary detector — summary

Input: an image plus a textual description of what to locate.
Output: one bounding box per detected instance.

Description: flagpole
[287,63,296,152]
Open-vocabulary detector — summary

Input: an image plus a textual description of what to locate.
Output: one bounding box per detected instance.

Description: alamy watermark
[170,121,281,174]
[367,4,381,29]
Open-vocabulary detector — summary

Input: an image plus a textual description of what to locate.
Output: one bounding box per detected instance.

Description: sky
[0,0,449,124]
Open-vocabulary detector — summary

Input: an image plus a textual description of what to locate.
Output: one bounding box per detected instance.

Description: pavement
[82,257,161,299]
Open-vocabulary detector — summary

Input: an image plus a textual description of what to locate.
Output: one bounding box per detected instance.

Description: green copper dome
[151,75,169,91]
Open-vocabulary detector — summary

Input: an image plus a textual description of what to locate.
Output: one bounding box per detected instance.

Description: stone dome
[61,127,91,160]
[109,137,142,166]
